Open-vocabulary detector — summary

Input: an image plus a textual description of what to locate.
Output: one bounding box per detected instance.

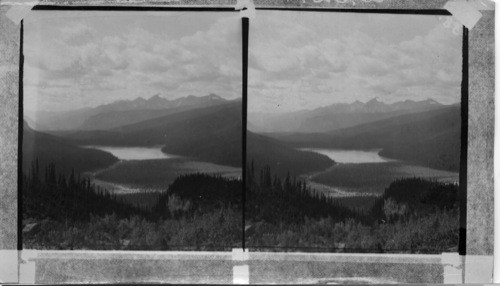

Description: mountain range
[26,99,331,176]
[50,101,242,167]
[27,93,229,131]
[249,98,447,133]
[24,93,460,176]
[267,104,461,172]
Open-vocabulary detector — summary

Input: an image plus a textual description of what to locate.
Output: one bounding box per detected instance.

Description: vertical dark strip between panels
[458,26,468,256]
[18,19,24,251]
[242,17,249,251]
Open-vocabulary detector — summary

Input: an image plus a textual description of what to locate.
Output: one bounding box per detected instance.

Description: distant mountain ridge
[27,93,230,131]
[249,98,447,133]
[53,101,243,167]
[309,98,442,115]
[50,99,332,173]
[95,93,227,112]
[268,105,461,172]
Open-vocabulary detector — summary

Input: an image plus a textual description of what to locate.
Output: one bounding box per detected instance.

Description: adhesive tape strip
[240,7,256,19]
[232,248,249,261]
[235,0,255,19]
[444,0,484,29]
[232,249,249,284]
[19,250,37,284]
[4,0,40,24]
[468,0,495,11]
[233,265,250,284]
[235,0,250,10]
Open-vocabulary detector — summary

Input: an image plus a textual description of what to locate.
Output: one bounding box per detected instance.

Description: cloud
[60,22,94,46]
[249,14,463,113]
[24,14,242,112]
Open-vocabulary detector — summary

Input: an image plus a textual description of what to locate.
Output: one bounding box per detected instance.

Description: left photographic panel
[22,11,243,250]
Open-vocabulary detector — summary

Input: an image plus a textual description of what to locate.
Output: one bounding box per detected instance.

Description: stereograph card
[0,0,495,284]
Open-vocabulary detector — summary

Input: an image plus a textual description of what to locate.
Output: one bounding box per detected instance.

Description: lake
[300,148,459,199]
[85,146,175,160]
[83,146,241,195]
[299,148,390,163]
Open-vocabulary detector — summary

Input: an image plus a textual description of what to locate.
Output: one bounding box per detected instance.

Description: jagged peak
[133,96,146,102]
[208,93,222,99]
[366,97,382,104]
[23,119,32,130]
[424,98,440,104]
[149,94,162,100]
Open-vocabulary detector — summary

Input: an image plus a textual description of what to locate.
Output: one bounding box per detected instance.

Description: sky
[248,12,463,114]
[23,11,242,114]
[24,11,463,115]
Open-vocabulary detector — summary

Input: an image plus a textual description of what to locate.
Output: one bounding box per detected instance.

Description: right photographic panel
[246,11,463,252]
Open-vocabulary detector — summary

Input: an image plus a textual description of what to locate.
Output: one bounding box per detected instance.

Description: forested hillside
[247,131,334,177]
[23,121,118,176]
[51,101,243,167]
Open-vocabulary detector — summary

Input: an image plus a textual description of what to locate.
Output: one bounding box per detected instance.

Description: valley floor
[303,161,458,198]
[84,157,242,194]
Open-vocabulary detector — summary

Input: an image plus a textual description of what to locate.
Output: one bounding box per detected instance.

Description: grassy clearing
[246,209,458,253]
[24,207,242,250]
